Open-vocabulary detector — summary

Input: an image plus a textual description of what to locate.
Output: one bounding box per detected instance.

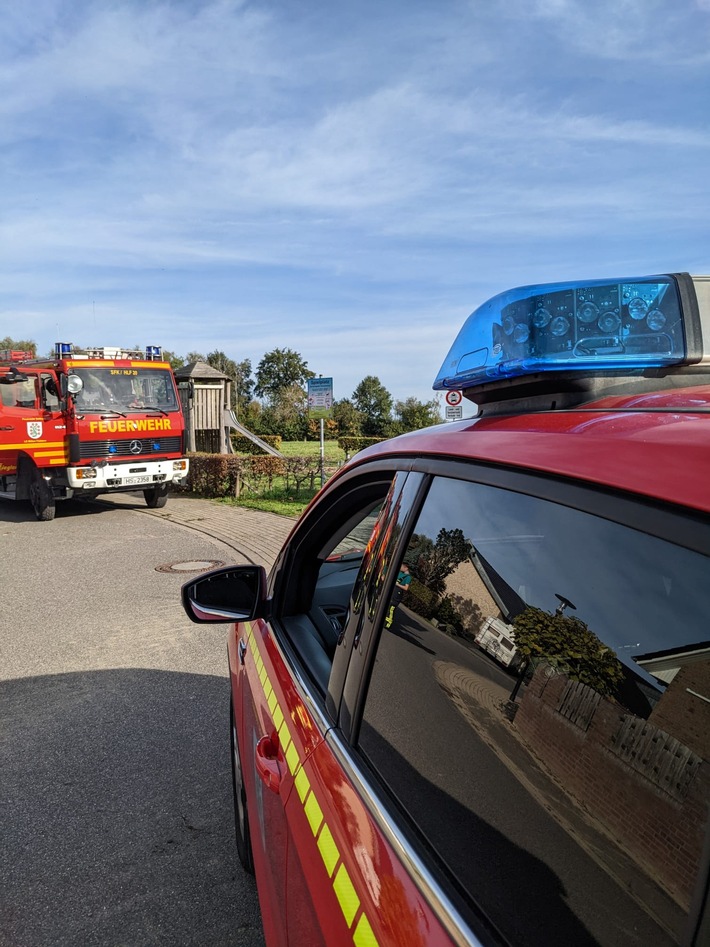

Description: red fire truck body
[0,343,189,520]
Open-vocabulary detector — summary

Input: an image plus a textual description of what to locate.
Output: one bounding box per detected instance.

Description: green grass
[278,439,346,461]
[222,441,343,516]
[218,493,313,517]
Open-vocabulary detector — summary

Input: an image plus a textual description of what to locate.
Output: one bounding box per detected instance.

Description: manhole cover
[155,559,225,574]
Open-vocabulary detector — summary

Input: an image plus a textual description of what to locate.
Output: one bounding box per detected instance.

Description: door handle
[255,735,281,793]
[238,639,247,665]
[0,426,13,431]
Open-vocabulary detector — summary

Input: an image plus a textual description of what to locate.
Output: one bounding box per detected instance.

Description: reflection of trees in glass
[406,529,474,636]
[409,528,472,595]
[513,606,624,697]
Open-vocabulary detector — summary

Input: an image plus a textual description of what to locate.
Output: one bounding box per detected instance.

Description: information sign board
[307,377,334,419]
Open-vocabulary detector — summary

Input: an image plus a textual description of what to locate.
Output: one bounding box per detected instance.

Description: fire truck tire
[29,467,56,521]
[230,697,254,874]
[143,485,169,509]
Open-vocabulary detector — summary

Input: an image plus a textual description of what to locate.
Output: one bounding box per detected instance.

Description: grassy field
[277,440,346,461]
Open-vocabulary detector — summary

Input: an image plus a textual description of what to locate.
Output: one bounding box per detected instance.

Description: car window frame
[264,459,414,722]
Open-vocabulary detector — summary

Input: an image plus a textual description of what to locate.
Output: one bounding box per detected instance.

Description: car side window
[357,475,710,946]
[276,476,396,697]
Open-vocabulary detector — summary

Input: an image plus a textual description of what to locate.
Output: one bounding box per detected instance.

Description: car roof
[348,384,710,515]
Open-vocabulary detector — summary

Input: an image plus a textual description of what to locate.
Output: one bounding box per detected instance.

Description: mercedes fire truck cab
[0,343,189,521]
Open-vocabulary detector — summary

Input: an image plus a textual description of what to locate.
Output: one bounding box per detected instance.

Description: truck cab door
[0,372,42,487]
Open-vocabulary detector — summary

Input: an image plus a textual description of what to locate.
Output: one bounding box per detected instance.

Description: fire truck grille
[79,436,183,460]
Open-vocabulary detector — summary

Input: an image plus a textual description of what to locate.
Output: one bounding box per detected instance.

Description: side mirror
[181,565,268,624]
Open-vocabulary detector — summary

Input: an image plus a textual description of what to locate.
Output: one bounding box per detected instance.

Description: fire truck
[0,342,189,521]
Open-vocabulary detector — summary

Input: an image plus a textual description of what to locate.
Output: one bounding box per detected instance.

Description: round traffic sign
[445,390,463,407]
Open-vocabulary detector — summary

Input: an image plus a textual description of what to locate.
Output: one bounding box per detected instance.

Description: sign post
[308,377,334,487]
[444,389,464,421]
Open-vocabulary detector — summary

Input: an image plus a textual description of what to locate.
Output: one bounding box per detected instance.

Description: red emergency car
[183,272,710,946]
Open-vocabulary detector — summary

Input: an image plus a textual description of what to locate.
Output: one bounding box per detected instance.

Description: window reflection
[360,477,709,945]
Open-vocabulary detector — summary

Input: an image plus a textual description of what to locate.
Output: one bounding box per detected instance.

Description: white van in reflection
[475,617,521,669]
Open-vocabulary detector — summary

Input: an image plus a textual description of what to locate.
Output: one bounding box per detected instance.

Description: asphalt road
[0,497,266,947]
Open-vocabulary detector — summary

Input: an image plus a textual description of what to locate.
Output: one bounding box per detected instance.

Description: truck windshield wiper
[100,410,127,418]
[140,405,170,416]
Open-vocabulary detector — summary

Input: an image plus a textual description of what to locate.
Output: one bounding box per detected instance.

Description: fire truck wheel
[143,485,169,509]
[29,467,56,521]
[230,697,254,874]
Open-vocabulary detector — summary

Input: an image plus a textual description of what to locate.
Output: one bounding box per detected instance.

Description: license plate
[124,476,150,485]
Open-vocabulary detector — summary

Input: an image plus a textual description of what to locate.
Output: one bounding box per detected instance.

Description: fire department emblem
[26,421,43,440]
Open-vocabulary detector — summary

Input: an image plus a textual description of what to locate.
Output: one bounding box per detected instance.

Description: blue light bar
[433,276,688,391]
[55,342,73,358]
[145,345,162,361]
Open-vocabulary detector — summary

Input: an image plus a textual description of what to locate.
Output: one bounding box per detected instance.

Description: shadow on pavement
[1,669,265,947]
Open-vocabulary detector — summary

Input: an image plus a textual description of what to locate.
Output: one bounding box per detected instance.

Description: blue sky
[2,0,709,408]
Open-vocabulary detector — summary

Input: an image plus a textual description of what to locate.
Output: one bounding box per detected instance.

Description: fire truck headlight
[76,468,97,480]
[67,374,83,395]
[172,460,187,472]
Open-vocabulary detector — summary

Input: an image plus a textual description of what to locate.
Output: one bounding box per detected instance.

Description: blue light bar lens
[433,276,686,390]
[55,342,73,358]
[145,345,162,360]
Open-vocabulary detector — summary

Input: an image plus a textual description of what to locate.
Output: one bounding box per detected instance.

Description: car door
[232,466,414,946]
[276,467,459,947]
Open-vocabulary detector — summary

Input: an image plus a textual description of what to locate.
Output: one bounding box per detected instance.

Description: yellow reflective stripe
[304,791,324,836]
[246,620,380,946]
[353,914,378,947]
[284,740,299,775]
[294,767,310,803]
[333,865,360,927]
[317,823,339,877]
[0,441,64,450]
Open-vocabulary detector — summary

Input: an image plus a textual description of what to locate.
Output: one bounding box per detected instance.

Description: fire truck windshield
[72,367,178,413]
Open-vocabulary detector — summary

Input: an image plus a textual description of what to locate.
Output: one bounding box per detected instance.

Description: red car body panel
[229,618,459,947]
[350,387,710,515]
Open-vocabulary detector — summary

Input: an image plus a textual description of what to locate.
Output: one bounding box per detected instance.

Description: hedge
[230,433,283,454]
[183,452,337,498]
[337,436,384,458]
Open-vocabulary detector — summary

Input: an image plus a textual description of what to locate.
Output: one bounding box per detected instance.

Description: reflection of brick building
[444,548,527,639]
[514,665,708,910]
[638,645,710,761]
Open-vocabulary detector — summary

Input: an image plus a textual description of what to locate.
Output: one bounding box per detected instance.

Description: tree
[392,396,442,434]
[162,350,185,371]
[255,348,314,404]
[408,527,473,596]
[233,358,254,419]
[332,398,363,438]
[206,350,253,415]
[512,606,624,697]
[260,382,309,440]
[352,375,392,437]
